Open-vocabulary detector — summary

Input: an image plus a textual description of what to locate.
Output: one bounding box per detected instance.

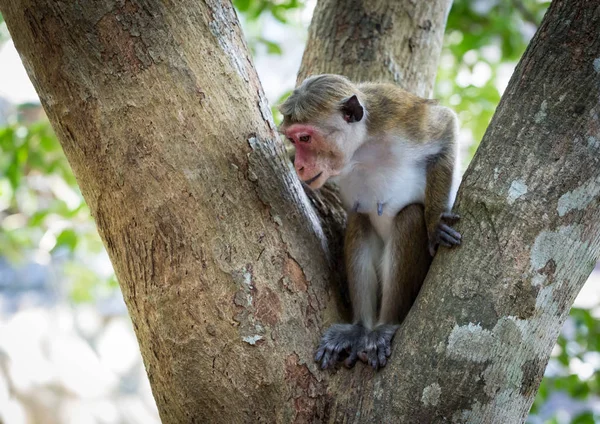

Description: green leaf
[260,38,283,55]
[107,275,120,289]
[573,412,595,424]
[270,6,288,23]
[6,158,21,189]
[29,210,48,227]
[54,228,78,252]
[233,0,251,12]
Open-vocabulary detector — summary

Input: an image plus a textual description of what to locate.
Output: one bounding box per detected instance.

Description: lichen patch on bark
[557,175,600,217]
[447,322,496,363]
[507,179,528,205]
[242,335,263,345]
[421,383,441,406]
[534,100,548,123]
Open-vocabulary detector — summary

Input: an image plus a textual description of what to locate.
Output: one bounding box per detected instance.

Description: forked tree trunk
[1,0,599,423]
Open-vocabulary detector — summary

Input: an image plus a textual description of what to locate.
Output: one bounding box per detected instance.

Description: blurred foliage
[436,0,550,157]
[1,1,599,422]
[233,0,303,56]
[0,111,114,303]
[531,307,600,423]
[234,0,301,23]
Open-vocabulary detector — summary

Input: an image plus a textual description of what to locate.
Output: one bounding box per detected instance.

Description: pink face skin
[284,123,343,189]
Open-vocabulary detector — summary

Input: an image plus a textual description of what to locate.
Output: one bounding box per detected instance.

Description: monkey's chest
[338,163,426,238]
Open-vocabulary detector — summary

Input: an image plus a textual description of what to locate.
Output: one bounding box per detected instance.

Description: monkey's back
[358,83,437,141]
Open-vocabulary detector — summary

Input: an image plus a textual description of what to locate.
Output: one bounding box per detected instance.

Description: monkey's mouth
[304,172,323,186]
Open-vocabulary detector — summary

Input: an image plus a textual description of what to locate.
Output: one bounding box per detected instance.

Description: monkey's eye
[299,135,311,143]
[287,137,295,144]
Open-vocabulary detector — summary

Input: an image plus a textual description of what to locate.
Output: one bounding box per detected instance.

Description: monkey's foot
[428,212,461,256]
[314,324,366,370]
[357,324,399,370]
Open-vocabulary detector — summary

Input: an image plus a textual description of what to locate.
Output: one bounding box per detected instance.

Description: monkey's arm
[424,106,461,256]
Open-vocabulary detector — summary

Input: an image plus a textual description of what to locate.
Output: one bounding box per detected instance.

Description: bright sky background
[0,40,39,104]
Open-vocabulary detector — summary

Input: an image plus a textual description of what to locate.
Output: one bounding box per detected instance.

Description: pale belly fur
[335,140,436,241]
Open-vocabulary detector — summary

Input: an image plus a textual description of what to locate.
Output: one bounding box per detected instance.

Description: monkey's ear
[341,95,364,123]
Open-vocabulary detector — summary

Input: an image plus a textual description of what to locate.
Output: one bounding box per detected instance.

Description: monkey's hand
[314,324,366,370]
[357,324,399,370]
[428,212,461,256]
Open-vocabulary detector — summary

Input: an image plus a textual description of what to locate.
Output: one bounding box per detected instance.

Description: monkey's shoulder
[358,84,443,140]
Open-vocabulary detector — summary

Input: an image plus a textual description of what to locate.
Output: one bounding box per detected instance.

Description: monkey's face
[283,114,367,189]
[283,121,344,189]
[280,92,367,189]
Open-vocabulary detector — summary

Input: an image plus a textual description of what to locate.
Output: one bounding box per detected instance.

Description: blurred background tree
[0,1,598,423]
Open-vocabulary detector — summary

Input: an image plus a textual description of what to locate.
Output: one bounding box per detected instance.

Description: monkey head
[278,75,367,189]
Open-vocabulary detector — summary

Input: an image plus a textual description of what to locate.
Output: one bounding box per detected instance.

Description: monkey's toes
[314,324,366,370]
[344,349,358,368]
[429,214,462,255]
[359,344,388,369]
[315,343,347,369]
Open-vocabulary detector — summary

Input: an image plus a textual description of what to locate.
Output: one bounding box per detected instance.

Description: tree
[1,0,598,422]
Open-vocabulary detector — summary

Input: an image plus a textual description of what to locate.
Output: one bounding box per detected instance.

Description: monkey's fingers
[357,351,369,363]
[439,225,461,246]
[439,240,453,248]
[329,341,350,368]
[440,223,461,241]
[327,350,342,369]
[441,212,460,225]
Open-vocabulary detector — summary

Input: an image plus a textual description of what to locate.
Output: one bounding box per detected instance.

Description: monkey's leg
[315,213,380,369]
[362,204,431,369]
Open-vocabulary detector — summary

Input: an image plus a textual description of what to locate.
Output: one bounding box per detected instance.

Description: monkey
[278,74,461,370]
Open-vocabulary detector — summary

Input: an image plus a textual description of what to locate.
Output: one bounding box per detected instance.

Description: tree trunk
[2,1,599,424]
[299,0,452,97]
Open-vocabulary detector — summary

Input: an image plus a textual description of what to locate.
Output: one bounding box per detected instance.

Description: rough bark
[299,0,452,97]
[1,1,599,424]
